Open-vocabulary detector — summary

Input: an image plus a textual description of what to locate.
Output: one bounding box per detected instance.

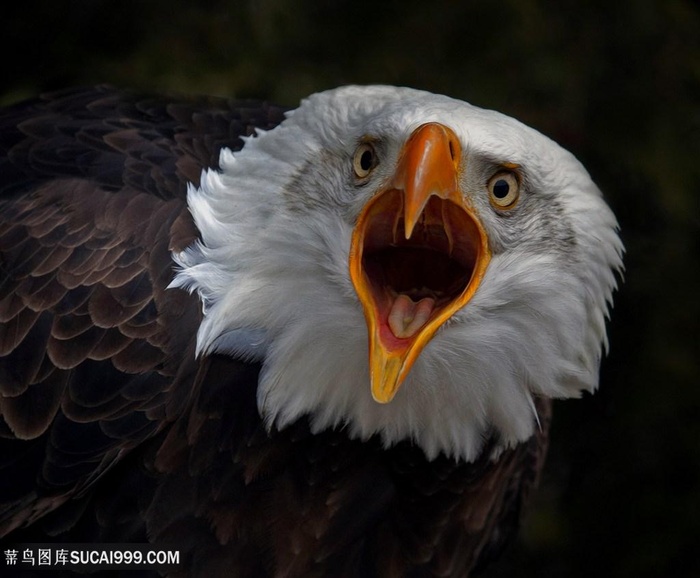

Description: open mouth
[348,121,491,403]
[358,189,481,348]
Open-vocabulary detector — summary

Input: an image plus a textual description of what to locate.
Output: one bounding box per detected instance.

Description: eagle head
[171,85,623,462]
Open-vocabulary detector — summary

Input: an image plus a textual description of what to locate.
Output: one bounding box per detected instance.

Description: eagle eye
[487,171,520,209]
[353,143,377,179]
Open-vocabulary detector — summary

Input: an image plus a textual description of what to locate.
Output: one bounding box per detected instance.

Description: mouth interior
[360,190,480,341]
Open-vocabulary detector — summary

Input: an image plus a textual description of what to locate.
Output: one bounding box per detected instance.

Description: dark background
[1,1,698,576]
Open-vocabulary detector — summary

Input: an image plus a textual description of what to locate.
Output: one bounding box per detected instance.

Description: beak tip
[371,388,397,404]
[368,349,406,404]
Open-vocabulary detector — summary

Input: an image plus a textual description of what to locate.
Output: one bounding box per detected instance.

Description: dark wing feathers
[0,86,550,577]
[0,86,287,539]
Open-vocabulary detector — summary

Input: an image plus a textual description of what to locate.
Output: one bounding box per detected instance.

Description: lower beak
[349,123,491,403]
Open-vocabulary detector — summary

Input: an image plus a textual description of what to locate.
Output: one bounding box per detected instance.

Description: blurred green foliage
[1,1,698,576]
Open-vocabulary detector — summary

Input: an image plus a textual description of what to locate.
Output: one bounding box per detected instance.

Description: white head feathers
[170,85,623,462]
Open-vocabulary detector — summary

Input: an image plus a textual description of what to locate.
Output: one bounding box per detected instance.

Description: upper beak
[349,123,491,403]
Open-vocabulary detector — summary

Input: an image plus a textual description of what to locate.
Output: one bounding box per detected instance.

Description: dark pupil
[360,149,374,171]
[493,179,510,199]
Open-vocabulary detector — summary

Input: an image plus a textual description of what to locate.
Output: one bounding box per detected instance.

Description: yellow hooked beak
[349,123,491,403]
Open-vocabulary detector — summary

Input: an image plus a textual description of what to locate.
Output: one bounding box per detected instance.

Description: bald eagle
[0,85,622,577]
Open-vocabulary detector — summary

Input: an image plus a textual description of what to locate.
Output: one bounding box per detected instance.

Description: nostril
[448,135,462,165]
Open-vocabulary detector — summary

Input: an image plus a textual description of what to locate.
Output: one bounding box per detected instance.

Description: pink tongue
[388,294,435,338]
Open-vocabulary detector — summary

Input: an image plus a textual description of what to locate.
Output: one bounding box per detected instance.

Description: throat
[362,244,472,346]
